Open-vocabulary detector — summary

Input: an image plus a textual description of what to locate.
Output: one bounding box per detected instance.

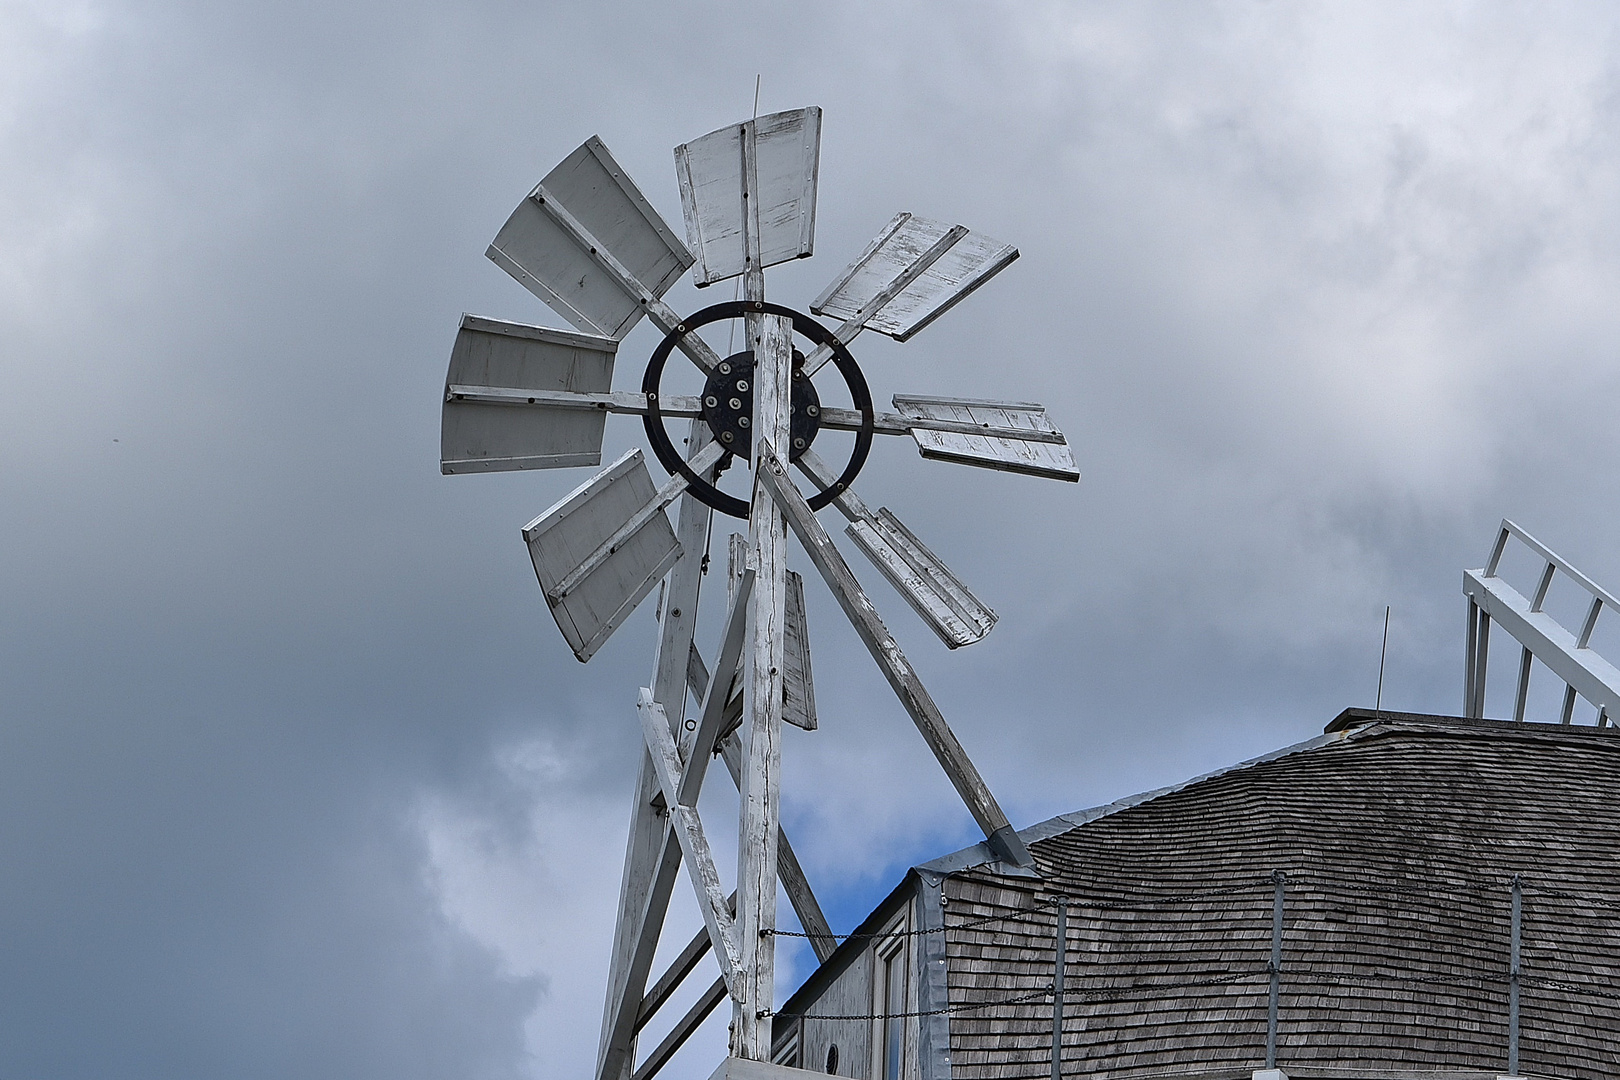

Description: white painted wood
[813,404,1066,443]
[846,509,997,649]
[445,385,704,419]
[782,570,817,730]
[638,690,742,989]
[674,108,822,287]
[797,449,996,649]
[893,395,1080,482]
[488,136,692,340]
[800,219,967,377]
[735,312,793,1060]
[1464,567,1620,720]
[522,449,681,662]
[757,444,1032,868]
[811,214,1017,341]
[441,314,617,473]
[549,441,724,603]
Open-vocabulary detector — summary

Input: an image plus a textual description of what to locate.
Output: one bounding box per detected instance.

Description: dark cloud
[3,2,1620,1078]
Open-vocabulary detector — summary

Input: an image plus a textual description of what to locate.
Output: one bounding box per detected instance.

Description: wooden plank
[487,136,692,340]
[757,443,1033,868]
[441,314,617,474]
[782,570,817,731]
[800,219,968,377]
[735,309,794,1059]
[811,214,1017,341]
[894,395,1079,483]
[632,976,728,1080]
[638,690,742,987]
[522,449,682,662]
[846,510,997,649]
[597,425,717,1080]
[550,441,726,603]
[445,385,703,419]
[797,449,996,649]
[674,108,822,286]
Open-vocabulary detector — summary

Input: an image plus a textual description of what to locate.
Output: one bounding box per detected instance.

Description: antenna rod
[1376,606,1391,715]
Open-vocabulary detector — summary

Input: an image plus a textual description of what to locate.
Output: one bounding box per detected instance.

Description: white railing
[1463,520,1620,725]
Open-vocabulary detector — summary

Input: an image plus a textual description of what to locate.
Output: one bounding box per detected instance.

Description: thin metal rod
[1376,606,1391,715]
[1266,871,1284,1069]
[1509,875,1522,1076]
[1051,896,1067,1080]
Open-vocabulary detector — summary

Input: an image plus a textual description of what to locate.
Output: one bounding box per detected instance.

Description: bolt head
[705,396,718,408]
[721,432,734,443]
[738,416,749,428]
[736,379,749,392]
[719,362,732,375]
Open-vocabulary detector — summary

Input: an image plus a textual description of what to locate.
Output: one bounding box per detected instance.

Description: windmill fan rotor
[439,106,1080,1077]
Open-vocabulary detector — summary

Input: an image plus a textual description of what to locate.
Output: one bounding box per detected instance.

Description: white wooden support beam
[757,444,1033,868]
[734,306,793,1059]
[638,689,742,989]
[445,385,704,418]
[597,425,716,1080]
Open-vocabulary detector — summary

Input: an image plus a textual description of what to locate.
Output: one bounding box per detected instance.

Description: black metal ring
[643,301,875,519]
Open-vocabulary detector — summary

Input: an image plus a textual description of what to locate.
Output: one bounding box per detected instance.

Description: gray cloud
[3,2,1620,1078]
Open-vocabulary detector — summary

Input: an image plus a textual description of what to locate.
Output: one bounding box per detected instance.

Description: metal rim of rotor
[642,300,875,519]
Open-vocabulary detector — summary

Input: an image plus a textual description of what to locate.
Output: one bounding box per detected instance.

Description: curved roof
[931,711,1620,1080]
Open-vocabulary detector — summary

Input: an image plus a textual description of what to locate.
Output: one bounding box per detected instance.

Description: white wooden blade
[725,534,815,731]
[487,136,694,340]
[782,570,817,731]
[811,213,1017,342]
[894,394,1080,482]
[846,508,997,649]
[441,315,616,474]
[674,107,822,287]
[795,448,997,649]
[522,449,682,662]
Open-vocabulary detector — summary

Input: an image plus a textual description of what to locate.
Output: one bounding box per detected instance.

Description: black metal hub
[641,300,875,519]
[700,350,822,462]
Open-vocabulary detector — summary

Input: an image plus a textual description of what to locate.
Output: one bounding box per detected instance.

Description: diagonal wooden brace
[756,444,1033,868]
[637,689,743,989]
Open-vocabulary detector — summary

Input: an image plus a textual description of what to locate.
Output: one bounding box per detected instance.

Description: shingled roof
[777,710,1620,1080]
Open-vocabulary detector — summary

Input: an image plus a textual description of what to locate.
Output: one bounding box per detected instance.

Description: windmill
[440,107,1079,1080]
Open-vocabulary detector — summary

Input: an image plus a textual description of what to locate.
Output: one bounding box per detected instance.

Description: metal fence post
[1509,875,1522,1076]
[1052,896,1067,1080]
[1266,871,1285,1069]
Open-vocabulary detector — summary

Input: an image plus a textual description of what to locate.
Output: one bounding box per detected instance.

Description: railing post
[1051,896,1067,1080]
[1508,875,1522,1076]
[1266,871,1284,1069]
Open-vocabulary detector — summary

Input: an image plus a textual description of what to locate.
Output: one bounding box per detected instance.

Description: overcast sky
[4,2,1620,1078]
